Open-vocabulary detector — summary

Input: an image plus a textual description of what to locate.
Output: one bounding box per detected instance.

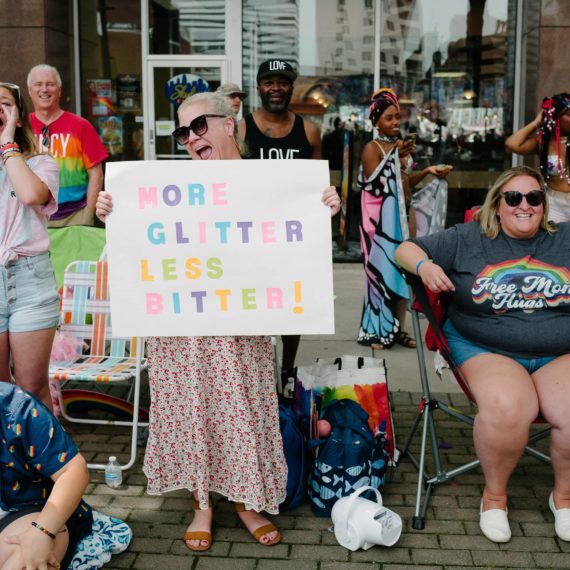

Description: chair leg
[411,398,431,530]
[57,373,147,472]
[120,365,142,471]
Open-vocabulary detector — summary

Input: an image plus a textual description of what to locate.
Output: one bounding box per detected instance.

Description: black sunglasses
[172,114,226,145]
[41,125,49,148]
[501,190,545,207]
[0,82,23,111]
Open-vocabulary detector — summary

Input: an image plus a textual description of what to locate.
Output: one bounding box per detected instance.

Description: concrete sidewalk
[287,262,462,394]
[72,263,563,569]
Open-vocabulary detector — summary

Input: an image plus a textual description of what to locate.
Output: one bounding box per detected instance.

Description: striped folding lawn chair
[49,260,148,472]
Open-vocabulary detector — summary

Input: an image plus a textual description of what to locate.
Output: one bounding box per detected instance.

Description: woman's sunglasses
[172,114,226,145]
[501,190,545,207]
[0,82,23,110]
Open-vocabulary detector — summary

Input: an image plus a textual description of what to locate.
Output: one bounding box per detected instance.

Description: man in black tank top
[239,59,321,160]
[238,59,322,392]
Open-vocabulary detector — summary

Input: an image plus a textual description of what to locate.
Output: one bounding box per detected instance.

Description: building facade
[2,0,569,227]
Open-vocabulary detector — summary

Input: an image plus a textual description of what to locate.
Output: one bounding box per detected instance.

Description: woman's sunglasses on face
[0,82,23,110]
[171,114,226,145]
[501,190,545,207]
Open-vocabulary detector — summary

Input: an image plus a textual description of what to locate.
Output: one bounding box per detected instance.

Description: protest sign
[105,159,335,336]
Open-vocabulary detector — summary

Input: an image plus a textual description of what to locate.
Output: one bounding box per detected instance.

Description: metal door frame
[144,56,230,159]
[140,0,241,159]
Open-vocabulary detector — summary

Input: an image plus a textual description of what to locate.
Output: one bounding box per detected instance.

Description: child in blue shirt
[0,383,92,569]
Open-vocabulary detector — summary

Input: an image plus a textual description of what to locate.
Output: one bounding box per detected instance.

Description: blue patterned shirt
[0,383,92,531]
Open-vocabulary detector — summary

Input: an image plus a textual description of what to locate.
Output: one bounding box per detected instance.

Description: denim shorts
[442,319,556,374]
[0,252,60,333]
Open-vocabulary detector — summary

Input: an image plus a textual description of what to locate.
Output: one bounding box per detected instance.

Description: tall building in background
[242,0,299,100]
[313,0,375,76]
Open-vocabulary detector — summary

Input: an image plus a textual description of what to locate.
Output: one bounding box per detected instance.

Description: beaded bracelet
[1,146,21,156]
[415,258,432,275]
[1,147,21,156]
[0,142,19,152]
[2,150,22,164]
[31,521,56,540]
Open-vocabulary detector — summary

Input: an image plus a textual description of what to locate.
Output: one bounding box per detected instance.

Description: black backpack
[308,399,388,517]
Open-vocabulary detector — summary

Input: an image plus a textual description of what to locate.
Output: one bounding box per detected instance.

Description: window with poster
[79,0,144,162]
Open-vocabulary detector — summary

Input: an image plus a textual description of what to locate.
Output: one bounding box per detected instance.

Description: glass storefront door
[145,59,228,159]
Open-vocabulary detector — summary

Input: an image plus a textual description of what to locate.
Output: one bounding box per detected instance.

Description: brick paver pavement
[67,390,566,569]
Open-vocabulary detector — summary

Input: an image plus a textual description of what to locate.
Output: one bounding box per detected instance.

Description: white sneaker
[479,501,511,543]
[549,492,570,541]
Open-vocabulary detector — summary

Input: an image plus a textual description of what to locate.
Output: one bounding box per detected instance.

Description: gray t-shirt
[412,221,570,359]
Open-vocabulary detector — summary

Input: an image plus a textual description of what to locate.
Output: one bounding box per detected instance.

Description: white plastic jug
[331,486,402,551]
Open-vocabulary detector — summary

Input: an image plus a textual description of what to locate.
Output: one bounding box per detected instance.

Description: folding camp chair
[49,260,148,472]
[400,272,551,530]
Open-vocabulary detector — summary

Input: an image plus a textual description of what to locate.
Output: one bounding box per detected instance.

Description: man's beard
[259,89,292,113]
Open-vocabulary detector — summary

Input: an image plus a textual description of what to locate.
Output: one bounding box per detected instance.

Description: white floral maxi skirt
[143,336,287,514]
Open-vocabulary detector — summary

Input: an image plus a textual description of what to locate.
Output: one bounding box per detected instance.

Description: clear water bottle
[105,456,122,488]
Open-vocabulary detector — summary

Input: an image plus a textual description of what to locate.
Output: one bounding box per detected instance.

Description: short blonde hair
[178,92,247,156]
[474,165,556,238]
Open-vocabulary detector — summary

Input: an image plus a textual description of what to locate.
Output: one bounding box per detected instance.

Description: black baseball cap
[256,60,298,84]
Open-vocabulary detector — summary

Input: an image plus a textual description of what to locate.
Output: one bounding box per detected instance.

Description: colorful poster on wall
[165,73,209,109]
[117,74,141,110]
[87,79,114,116]
[105,160,335,337]
[98,116,123,155]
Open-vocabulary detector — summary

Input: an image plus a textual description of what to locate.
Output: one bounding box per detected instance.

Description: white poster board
[105,160,335,337]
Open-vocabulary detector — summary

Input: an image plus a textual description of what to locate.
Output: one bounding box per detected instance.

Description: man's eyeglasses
[172,114,226,145]
[0,82,22,110]
[41,125,50,148]
[501,190,545,208]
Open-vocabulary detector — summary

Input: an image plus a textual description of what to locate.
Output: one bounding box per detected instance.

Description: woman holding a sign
[96,92,340,552]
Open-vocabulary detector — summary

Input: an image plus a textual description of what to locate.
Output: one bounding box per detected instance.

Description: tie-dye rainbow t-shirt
[30,111,108,219]
[412,221,570,358]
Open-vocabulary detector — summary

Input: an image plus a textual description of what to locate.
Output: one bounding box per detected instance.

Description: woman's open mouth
[196,145,213,160]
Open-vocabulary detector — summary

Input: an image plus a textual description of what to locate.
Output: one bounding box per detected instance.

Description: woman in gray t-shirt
[395,165,570,545]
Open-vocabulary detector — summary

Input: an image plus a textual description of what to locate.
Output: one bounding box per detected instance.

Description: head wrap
[538,93,570,181]
[369,88,400,126]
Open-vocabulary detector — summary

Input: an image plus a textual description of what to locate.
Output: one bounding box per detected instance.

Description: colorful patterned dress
[357,146,410,347]
[143,335,287,514]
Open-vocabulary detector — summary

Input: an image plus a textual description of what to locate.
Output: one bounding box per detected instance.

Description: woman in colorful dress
[358,88,447,349]
[506,93,570,222]
[0,81,60,408]
[96,92,340,552]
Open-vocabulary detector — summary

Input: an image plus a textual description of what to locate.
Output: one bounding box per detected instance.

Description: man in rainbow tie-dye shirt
[27,64,108,227]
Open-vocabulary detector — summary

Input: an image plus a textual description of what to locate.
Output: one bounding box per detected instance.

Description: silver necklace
[376,134,398,143]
